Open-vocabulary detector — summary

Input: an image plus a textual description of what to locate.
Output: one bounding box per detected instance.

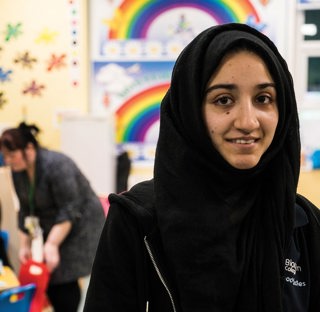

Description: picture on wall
[90,0,287,167]
[91,60,174,144]
[90,0,265,59]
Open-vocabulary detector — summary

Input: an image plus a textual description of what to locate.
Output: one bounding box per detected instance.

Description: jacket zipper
[144,236,177,312]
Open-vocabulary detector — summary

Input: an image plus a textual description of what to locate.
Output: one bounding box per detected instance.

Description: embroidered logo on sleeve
[285,258,301,275]
[284,258,306,287]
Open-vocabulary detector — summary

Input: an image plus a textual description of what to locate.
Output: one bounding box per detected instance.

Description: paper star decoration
[35,28,58,44]
[47,54,67,71]
[22,80,45,96]
[14,51,37,69]
[0,91,7,108]
[0,68,13,82]
[5,23,23,41]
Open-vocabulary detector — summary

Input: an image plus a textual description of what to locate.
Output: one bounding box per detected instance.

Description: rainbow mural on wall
[102,0,262,146]
[116,82,170,143]
[109,0,260,39]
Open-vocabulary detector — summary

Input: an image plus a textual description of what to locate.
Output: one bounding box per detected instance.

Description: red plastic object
[19,260,50,312]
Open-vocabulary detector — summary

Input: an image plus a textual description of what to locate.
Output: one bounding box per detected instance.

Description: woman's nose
[234,100,259,132]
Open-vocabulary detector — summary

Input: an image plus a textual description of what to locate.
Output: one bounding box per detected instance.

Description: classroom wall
[0,0,291,153]
[0,0,89,150]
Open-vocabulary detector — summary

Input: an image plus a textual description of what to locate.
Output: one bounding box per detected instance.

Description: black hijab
[154,23,300,311]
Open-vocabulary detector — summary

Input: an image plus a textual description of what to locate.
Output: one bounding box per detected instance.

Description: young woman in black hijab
[84,23,320,312]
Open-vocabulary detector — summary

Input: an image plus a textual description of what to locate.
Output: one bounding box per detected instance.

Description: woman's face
[2,148,27,171]
[1,143,35,172]
[203,51,278,170]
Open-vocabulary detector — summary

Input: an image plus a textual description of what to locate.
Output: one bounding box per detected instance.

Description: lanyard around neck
[28,175,36,216]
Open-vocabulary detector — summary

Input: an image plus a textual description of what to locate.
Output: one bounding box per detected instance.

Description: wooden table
[0,266,20,291]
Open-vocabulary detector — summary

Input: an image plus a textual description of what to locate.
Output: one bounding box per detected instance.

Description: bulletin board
[0,0,88,150]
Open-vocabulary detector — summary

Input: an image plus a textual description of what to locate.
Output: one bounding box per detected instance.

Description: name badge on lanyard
[24,216,41,238]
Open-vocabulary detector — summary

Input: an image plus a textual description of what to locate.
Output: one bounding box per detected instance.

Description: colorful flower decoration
[14,51,37,69]
[47,53,67,71]
[5,23,23,41]
[0,68,13,82]
[35,28,58,44]
[22,80,45,96]
[0,91,7,108]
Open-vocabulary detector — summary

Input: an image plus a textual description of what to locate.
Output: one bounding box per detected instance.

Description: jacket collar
[295,203,309,228]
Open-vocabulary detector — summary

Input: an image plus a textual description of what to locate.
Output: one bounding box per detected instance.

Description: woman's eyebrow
[205,84,236,94]
[205,82,276,94]
[257,82,276,89]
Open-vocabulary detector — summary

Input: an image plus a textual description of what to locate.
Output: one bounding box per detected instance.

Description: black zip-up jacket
[84,180,320,312]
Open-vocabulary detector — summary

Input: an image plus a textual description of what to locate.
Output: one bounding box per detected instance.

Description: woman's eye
[256,95,272,104]
[215,96,233,106]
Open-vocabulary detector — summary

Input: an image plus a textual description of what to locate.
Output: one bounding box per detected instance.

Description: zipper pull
[146,301,149,312]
